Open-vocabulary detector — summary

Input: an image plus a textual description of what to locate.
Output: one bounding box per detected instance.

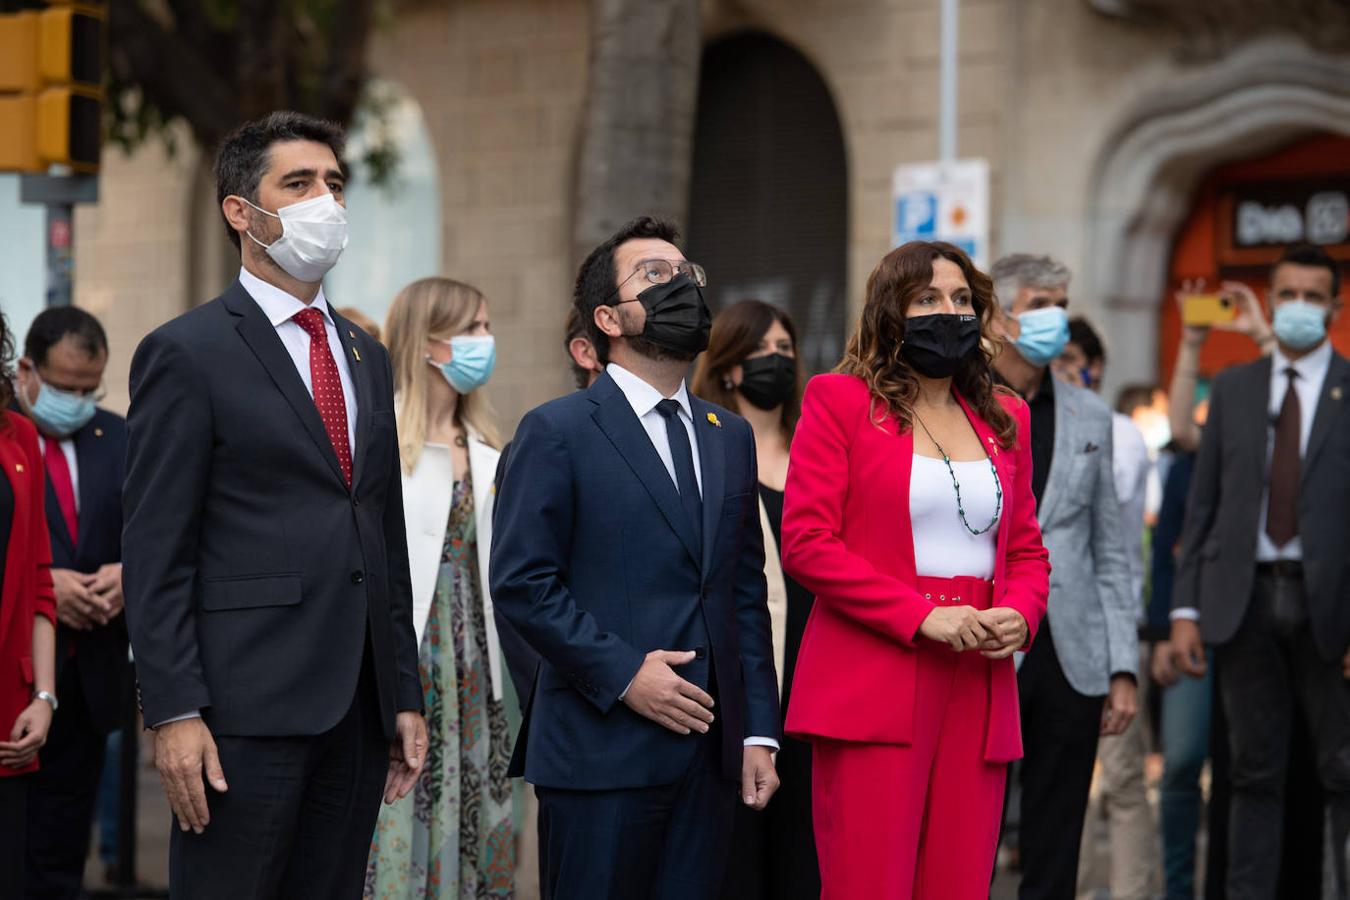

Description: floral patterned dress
[366,476,515,899]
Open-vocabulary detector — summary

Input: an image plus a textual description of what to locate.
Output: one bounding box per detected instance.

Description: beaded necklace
[913,413,1003,537]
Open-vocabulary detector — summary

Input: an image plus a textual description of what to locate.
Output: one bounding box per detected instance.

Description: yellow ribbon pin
[707,412,721,427]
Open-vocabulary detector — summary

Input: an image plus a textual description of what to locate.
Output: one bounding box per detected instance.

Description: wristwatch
[33,690,58,712]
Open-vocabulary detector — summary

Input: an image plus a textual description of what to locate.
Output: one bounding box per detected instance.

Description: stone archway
[1084,36,1350,389]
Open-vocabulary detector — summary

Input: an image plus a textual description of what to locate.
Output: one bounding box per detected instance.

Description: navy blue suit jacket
[490,371,779,791]
[42,408,129,734]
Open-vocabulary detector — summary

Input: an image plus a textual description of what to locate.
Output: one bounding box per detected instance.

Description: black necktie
[656,399,703,551]
[1266,366,1301,547]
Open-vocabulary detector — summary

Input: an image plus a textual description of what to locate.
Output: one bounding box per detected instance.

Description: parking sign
[892,159,989,268]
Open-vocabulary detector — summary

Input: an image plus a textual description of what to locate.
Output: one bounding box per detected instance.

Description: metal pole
[939,0,959,164]
[19,173,98,307]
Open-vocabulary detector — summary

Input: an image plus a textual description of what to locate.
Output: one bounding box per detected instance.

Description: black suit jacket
[1174,350,1350,659]
[490,372,780,790]
[123,280,422,738]
[40,408,129,734]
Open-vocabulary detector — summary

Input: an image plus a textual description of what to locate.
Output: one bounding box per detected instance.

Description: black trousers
[1014,620,1104,900]
[1217,569,1350,900]
[536,722,738,900]
[0,773,29,895]
[24,665,107,900]
[719,733,819,900]
[168,651,388,900]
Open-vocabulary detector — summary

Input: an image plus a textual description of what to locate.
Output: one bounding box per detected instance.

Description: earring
[722,377,734,390]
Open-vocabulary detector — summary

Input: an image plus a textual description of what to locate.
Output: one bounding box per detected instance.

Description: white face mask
[242,194,349,283]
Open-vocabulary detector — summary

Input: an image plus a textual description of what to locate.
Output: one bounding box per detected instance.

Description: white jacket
[401,425,504,701]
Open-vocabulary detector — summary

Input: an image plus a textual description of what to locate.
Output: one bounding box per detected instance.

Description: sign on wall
[1218,178,1350,268]
[891,158,989,269]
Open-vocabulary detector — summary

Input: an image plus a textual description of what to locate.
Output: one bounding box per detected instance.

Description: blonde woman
[365,278,514,898]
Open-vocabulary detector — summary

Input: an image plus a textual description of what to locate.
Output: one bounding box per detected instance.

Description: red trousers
[811,577,1009,899]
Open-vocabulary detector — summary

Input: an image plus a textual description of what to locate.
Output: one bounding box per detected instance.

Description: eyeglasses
[609,259,707,302]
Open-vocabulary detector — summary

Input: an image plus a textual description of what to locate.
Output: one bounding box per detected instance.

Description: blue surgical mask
[27,377,97,437]
[430,335,496,393]
[1271,300,1328,351]
[1014,307,1070,366]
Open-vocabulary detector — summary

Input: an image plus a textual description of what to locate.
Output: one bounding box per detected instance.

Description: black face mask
[901,314,981,378]
[737,353,797,411]
[626,274,712,359]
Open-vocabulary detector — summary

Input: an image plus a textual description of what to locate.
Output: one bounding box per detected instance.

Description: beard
[625,332,701,364]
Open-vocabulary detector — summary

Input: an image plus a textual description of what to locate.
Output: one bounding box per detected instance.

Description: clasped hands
[918,605,1027,658]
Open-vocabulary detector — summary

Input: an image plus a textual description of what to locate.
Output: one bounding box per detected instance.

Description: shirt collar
[1272,337,1332,384]
[238,267,333,329]
[606,362,692,420]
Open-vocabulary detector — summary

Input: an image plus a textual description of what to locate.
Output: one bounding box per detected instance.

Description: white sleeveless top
[910,454,1001,580]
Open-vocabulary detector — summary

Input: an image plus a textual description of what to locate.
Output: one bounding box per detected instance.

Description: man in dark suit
[491,216,780,899]
[15,308,128,899]
[122,111,426,899]
[1171,243,1350,899]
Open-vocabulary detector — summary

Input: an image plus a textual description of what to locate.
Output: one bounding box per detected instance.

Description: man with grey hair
[989,253,1138,900]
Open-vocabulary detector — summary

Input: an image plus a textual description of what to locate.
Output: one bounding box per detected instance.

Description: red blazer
[0,410,56,777]
[781,374,1049,763]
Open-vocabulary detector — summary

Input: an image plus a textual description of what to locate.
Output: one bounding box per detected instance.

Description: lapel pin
[348,329,356,340]
[1333,386,1343,401]
[15,463,24,473]
[706,412,721,427]
[352,347,362,362]
[94,427,104,437]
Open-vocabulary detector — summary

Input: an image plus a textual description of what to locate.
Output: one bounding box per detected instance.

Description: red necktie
[292,308,353,488]
[44,438,78,546]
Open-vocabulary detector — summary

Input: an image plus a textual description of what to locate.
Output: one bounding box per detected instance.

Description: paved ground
[83,737,1161,899]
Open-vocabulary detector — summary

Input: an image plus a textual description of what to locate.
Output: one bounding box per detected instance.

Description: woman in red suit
[0,314,58,893]
[781,241,1050,898]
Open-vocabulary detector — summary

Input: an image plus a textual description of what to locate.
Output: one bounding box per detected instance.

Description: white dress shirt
[1255,339,1331,563]
[157,270,361,727]
[606,363,777,751]
[36,436,79,513]
[239,267,359,457]
[1172,339,1333,623]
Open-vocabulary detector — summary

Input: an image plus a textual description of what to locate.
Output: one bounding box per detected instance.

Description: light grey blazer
[1036,381,1137,696]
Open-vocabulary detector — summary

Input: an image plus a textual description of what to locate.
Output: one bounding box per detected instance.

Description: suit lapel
[690,396,726,575]
[71,422,105,556]
[1244,356,1274,480]
[1035,381,1076,526]
[42,471,74,559]
[224,282,349,489]
[588,374,701,567]
[1304,352,1349,476]
[332,313,374,488]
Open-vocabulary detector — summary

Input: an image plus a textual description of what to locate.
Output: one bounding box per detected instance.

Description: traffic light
[0,1,103,173]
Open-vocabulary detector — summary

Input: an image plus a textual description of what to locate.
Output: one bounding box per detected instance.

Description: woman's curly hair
[837,240,1017,448]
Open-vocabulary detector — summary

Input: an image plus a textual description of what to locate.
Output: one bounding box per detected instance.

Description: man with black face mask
[491,216,781,899]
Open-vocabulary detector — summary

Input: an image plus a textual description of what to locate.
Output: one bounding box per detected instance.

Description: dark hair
[1115,384,1156,418]
[1067,317,1105,366]
[1274,243,1342,298]
[838,241,1017,448]
[24,307,108,366]
[214,111,347,251]
[563,306,590,390]
[691,300,802,438]
[572,216,681,365]
[0,312,16,414]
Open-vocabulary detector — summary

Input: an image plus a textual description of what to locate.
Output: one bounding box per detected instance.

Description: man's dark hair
[25,307,107,366]
[1067,316,1105,366]
[1274,243,1342,298]
[214,111,347,251]
[572,216,680,365]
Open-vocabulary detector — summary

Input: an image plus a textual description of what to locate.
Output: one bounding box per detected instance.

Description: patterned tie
[44,439,78,546]
[1265,366,1300,547]
[655,399,702,552]
[292,308,352,488]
